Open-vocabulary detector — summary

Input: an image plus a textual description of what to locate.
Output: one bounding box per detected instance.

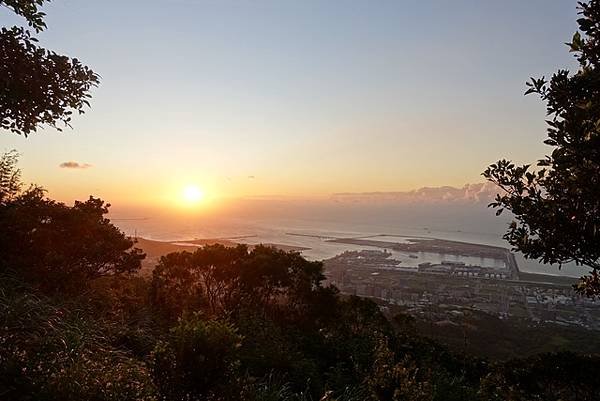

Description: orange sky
[0,1,578,209]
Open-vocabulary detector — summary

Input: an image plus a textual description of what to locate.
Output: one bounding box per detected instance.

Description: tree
[1,0,99,136]
[0,149,21,204]
[0,152,144,294]
[151,244,335,320]
[484,0,600,296]
[150,250,207,319]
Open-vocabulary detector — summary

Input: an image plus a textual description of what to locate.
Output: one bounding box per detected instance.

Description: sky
[0,0,580,210]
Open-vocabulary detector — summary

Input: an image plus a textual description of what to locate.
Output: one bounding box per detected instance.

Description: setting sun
[182,184,204,203]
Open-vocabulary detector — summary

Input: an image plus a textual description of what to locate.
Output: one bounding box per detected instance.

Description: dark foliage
[151,316,243,401]
[151,243,337,322]
[0,153,144,294]
[0,274,157,401]
[2,156,600,401]
[480,352,600,401]
[1,0,51,32]
[0,150,21,205]
[484,1,600,296]
[0,1,99,136]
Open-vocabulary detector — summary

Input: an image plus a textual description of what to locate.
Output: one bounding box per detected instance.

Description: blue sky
[0,0,580,206]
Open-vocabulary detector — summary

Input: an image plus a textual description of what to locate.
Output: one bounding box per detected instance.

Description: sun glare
[182,184,204,204]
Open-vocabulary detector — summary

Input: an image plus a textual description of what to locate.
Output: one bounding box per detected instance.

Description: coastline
[132,235,581,285]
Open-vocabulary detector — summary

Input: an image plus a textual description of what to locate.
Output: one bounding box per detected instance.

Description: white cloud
[59,161,92,169]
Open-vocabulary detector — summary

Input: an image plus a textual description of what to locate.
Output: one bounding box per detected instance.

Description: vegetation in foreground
[1,1,600,399]
[485,0,600,296]
[2,154,600,401]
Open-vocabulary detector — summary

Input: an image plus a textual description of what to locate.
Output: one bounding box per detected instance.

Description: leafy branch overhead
[484,0,600,296]
[1,0,51,32]
[0,0,99,136]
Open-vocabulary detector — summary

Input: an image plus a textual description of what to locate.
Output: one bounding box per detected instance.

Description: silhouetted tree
[2,1,50,31]
[151,244,334,320]
[0,192,145,293]
[0,149,21,204]
[0,152,144,293]
[151,250,207,319]
[1,0,99,136]
[484,0,600,296]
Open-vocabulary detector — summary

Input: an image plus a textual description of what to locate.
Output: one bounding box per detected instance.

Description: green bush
[151,315,242,400]
[0,274,156,401]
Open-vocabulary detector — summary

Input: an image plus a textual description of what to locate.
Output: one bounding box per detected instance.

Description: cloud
[331,182,502,204]
[247,175,256,179]
[59,161,92,169]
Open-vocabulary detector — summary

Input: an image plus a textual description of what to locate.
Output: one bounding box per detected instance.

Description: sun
[182,184,204,204]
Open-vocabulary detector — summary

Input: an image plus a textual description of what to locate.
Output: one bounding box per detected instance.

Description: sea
[112,200,587,278]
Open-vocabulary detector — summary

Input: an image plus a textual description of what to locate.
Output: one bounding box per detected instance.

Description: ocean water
[114,212,587,278]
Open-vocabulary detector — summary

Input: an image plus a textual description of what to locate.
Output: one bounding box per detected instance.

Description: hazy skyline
[0,0,579,208]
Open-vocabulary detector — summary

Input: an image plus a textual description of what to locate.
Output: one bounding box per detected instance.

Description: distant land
[331,182,499,203]
[135,234,577,286]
